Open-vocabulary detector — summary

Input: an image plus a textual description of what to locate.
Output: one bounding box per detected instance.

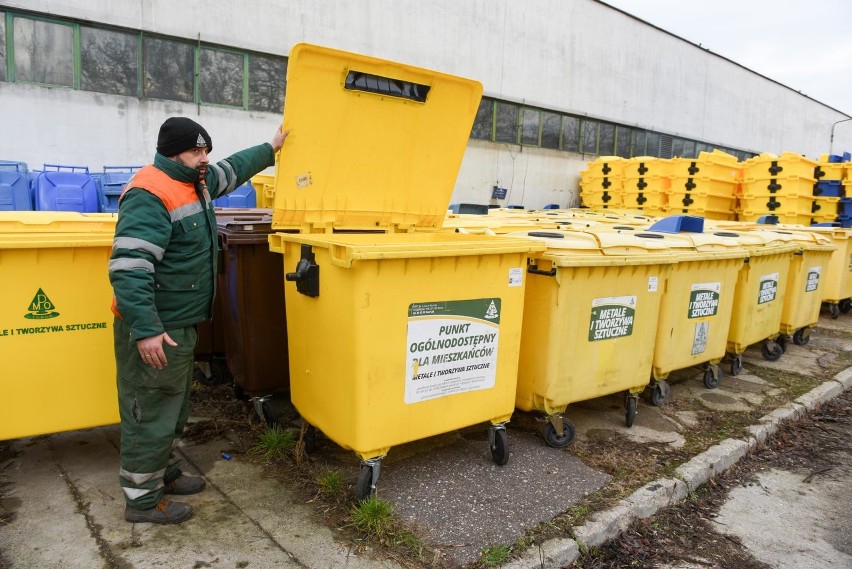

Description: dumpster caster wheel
[829,303,840,319]
[304,425,318,454]
[542,417,575,448]
[761,340,783,362]
[650,381,670,407]
[260,401,277,426]
[355,459,382,502]
[233,382,248,401]
[840,299,852,314]
[703,365,722,389]
[793,328,811,346]
[730,355,743,376]
[777,335,789,353]
[489,426,510,466]
[625,395,638,428]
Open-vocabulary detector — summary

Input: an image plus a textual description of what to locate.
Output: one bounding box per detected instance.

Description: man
[109,117,288,524]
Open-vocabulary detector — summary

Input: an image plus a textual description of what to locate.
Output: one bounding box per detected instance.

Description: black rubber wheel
[777,335,789,353]
[730,355,743,376]
[650,382,669,407]
[625,396,638,428]
[793,328,810,346]
[703,365,722,389]
[829,303,840,319]
[840,299,852,314]
[261,401,277,426]
[354,465,375,502]
[232,382,248,401]
[490,429,510,466]
[761,340,783,362]
[543,418,576,448]
[303,425,318,454]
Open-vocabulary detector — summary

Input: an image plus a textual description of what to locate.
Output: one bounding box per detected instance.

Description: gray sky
[601,0,852,115]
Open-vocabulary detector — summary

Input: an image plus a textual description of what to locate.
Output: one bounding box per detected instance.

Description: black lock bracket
[285,244,320,297]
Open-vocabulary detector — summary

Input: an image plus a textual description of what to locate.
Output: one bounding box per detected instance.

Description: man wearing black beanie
[109,117,288,524]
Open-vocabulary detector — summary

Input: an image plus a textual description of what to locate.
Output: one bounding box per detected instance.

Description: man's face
[174,147,210,178]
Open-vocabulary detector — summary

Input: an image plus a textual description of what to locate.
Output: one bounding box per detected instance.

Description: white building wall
[1,0,849,209]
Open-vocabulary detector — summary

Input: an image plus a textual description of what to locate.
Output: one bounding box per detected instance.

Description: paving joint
[503,365,852,568]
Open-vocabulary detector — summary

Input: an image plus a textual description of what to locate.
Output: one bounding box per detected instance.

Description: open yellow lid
[272,43,483,232]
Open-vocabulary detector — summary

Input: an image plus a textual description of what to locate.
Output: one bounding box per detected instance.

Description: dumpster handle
[528,264,556,276]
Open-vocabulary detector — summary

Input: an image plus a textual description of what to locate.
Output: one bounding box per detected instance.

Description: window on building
[561,116,580,152]
[645,132,661,157]
[582,120,598,154]
[249,54,286,113]
[682,139,696,158]
[659,134,673,158]
[0,12,6,82]
[81,26,138,96]
[13,16,74,86]
[143,36,194,102]
[200,47,244,107]
[470,98,493,140]
[598,123,615,155]
[541,111,561,149]
[632,131,646,157]
[671,137,684,158]
[615,126,632,158]
[495,101,519,143]
[520,107,540,146]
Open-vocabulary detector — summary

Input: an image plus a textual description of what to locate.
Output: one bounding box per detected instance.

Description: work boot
[164,472,207,495]
[125,499,193,524]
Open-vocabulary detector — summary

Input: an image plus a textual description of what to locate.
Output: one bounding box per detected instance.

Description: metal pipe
[829,117,852,156]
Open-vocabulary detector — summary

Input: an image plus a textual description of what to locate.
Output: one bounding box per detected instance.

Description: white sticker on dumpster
[688,282,721,319]
[405,299,500,404]
[758,273,779,304]
[588,296,636,342]
[692,321,709,355]
[805,266,821,292]
[508,267,523,287]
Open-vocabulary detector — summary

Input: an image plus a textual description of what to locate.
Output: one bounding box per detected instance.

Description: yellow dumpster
[269,43,544,499]
[511,228,676,440]
[0,212,118,440]
[723,229,798,374]
[641,218,748,397]
[806,225,852,318]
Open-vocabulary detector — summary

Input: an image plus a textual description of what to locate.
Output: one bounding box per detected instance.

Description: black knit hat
[156,117,212,156]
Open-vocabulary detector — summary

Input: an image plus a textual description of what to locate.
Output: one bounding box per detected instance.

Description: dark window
[470,98,493,140]
[520,107,540,145]
[682,140,696,158]
[249,54,286,113]
[541,111,561,149]
[81,26,138,96]
[616,126,632,158]
[695,142,709,155]
[632,131,646,157]
[582,120,598,154]
[143,36,193,102]
[660,135,673,159]
[495,101,519,143]
[201,47,244,107]
[14,17,73,86]
[0,13,6,82]
[671,137,684,158]
[598,123,615,155]
[645,132,661,157]
[561,116,580,152]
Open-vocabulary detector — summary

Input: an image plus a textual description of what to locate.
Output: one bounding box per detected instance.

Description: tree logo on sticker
[24,288,60,320]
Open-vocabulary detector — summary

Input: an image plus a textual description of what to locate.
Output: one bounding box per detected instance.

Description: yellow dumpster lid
[0,212,116,248]
[504,229,676,267]
[272,43,483,233]
[268,231,544,268]
[707,228,799,256]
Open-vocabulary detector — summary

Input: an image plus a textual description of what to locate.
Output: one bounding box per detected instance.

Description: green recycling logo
[24,288,60,320]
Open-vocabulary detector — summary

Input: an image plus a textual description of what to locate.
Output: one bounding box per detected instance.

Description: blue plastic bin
[34,165,99,213]
[98,166,142,213]
[814,180,844,197]
[0,162,32,211]
[213,182,256,208]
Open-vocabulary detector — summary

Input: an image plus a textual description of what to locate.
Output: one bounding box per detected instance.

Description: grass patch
[349,496,395,539]
[478,544,510,567]
[250,425,297,462]
[315,469,344,499]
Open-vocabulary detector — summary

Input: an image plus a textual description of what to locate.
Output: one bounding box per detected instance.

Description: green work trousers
[114,317,197,509]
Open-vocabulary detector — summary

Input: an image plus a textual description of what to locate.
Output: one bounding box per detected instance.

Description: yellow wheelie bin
[0,211,119,440]
[808,225,852,319]
[723,229,798,375]
[511,228,676,444]
[268,44,544,500]
[638,216,749,401]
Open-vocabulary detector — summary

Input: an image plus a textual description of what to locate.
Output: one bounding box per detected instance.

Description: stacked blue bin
[97,166,142,213]
[0,161,32,211]
[34,165,99,212]
[213,181,256,208]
